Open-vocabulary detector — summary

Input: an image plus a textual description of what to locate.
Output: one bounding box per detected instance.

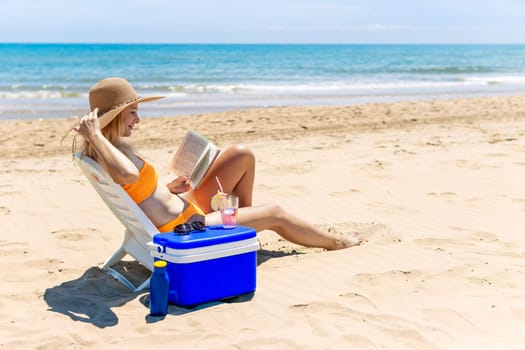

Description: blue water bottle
[150,260,169,316]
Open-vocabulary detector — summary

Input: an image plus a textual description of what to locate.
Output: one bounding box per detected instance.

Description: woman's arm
[76,109,139,184]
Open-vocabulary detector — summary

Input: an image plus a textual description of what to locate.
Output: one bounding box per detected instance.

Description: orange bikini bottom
[156,201,206,233]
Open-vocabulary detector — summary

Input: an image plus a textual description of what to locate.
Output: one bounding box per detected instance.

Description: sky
[1,0,525,44]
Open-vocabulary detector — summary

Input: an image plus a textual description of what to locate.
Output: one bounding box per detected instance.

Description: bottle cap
[154,260,167,268]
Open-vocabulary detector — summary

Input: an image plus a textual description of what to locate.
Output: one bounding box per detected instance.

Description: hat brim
[98,95,165,129]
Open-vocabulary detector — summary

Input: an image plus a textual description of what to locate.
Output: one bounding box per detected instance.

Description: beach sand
[1,96,525,349]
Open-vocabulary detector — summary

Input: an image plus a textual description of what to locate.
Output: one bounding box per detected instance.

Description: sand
[1,96,525,349]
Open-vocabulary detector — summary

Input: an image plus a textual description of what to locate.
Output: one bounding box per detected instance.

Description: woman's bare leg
[183,145,255,212]
[206,203,362,250]
[189,145,362,250]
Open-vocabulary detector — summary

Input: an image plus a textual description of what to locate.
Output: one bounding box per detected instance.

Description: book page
[170,131,209,176]
[189,143,219,189]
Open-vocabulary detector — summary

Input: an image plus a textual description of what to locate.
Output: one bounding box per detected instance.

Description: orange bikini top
[122,160,158,204]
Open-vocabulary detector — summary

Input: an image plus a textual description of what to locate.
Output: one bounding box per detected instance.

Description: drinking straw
[215,176,224,193]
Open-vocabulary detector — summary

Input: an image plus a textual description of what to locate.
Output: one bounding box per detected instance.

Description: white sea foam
[0,90,86,99]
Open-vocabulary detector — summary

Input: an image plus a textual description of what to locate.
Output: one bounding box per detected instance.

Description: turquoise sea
[1,43,525,120]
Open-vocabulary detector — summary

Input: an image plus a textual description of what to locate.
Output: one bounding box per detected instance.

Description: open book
[169,130,220,189]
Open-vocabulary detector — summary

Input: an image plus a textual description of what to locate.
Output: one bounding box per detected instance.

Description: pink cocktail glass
[221,195,238,229]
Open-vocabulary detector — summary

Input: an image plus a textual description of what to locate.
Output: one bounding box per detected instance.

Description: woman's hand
[167,176,190,194]
[74,108,101,141]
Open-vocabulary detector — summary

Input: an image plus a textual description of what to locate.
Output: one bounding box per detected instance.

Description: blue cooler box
[148,225,259,307]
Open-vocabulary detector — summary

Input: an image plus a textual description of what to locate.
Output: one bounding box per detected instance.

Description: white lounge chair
[74,153,157,292]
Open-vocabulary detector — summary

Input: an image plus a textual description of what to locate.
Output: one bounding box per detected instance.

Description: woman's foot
[331,232,363,250]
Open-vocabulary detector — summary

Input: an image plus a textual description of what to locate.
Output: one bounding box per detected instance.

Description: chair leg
[101,246,126,271]
[101,231,152,292]
[135,275,151,292]
[102,245,151,292]
[106,267,151,292]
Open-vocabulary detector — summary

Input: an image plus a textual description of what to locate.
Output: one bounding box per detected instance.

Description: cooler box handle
[147,241,166,254]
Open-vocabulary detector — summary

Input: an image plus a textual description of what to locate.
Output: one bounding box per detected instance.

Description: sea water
[1,43,525,120]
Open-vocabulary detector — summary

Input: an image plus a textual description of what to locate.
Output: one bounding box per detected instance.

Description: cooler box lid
[152,225,256,250]
[149,225,259,264]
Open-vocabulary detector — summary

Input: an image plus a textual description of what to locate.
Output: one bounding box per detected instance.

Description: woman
[74,77,361,250]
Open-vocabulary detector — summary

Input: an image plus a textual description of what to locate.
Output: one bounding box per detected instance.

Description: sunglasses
[173,221,206,235]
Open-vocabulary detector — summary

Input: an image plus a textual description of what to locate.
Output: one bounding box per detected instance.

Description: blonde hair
[73,112,134,160]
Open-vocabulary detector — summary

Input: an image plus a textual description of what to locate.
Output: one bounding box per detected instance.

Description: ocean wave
[0,90,85,99]
[462,75,525,84]
[154,77,525,96]
[401,66,496,74]
[2,75,525,100]
[327,65,497,75]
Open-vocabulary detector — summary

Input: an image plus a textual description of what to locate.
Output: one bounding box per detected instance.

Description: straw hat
[89,77,164,129]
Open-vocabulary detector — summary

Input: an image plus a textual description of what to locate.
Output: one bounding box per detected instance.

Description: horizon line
[2,42,525,45]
